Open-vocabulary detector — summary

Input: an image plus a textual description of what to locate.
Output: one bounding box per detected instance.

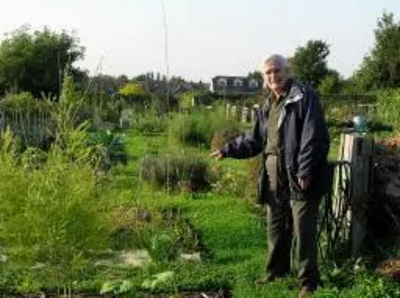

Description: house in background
[210,76,263,95]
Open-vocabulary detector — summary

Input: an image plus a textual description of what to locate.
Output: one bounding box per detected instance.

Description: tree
[290,40,331,89]
[89,74,129,97]
[0,26,85,97]
[341,78,365,95]
[353,12,400,91]
[318,70,343,95]
[118,82,151,109]
[178,90,203,110]
[119,82,148,98]
[247,70,263,81]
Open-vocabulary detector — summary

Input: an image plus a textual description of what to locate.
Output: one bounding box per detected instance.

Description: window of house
[249,79,258,88]
[233,78,243,87]
[217,78,227,86]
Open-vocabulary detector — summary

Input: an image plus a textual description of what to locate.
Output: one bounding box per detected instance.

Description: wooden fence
[0,108,53,147]
[224,98,378,124]
[319,133,374,259]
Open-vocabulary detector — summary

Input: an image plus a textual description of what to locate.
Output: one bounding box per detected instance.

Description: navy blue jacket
[220,80,330,202]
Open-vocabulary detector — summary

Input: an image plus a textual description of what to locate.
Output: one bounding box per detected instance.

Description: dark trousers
[265,155,320,289]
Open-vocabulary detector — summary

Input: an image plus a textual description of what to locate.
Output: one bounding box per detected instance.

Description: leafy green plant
[86,130,127,168]
[109,206,203,257]
[101,279,137,297]
[141,271,175,291]
[342,274,400,298]
[146,231,180,263]
[100,271,176,297]
[211,158,259,200]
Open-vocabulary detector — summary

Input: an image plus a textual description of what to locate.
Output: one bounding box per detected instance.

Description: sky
[0,0,399,82]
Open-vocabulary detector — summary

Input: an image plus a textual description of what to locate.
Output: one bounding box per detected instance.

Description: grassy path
[114,132,304,297]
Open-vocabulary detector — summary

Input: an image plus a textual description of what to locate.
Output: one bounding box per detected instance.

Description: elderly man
[211,54,330,297]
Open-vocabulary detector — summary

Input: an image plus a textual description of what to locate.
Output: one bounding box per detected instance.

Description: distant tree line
[0,11,398,101]
[287,12,400,95]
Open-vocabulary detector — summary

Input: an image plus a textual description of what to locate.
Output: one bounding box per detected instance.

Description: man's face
[262,62,288,93]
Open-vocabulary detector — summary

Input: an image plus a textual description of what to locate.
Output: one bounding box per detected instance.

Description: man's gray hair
[262,54,289,70]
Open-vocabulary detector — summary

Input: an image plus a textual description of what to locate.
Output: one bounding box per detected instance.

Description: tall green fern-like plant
[0,76,112,295]
[51,75,100,166]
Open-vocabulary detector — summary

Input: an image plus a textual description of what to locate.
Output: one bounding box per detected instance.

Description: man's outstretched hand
[210,150,224,160]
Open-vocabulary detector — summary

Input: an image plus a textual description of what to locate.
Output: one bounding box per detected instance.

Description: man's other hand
[210,150,224,160]
[298,177,311,190]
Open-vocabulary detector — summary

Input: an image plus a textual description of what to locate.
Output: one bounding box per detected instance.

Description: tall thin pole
[162,0,171,196]
[162,0,170,106]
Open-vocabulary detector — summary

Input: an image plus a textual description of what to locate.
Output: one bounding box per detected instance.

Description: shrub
[343,274,400,298]
[0,130,111,292]
[210,128,242,151]
[141,209,204,263]
[169,112,209,146]
[211,157,260,201]
[0,92,53,115]
[109,207,203,263]
[0,76,115,293]
[0,92,54,148]
[138,154,215,192]
[376,89,400,131]
[133,112,167,134]
[170,106,241,148]
[95,100,121,124]
[146,231,180,263]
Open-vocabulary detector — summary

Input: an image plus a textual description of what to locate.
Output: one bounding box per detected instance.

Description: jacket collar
[276,80,305,129]
[262,79,303,112]
[284,80,304,105]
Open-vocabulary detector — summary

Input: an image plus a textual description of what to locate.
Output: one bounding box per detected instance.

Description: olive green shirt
[265,95,286,156]
[264,79,293,156]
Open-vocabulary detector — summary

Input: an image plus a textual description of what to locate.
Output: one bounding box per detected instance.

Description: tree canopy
[353,12,400,91]
[0,26,85,98]
[290,40,331,89]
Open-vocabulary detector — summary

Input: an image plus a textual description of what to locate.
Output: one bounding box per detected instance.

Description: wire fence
[318,161,352,261]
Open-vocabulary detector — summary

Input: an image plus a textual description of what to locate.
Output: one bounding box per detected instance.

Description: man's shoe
[254,274,276,287]
[298,286,315,298]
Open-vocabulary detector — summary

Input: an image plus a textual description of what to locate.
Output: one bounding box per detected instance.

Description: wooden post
[241,107,249,123]
[226,103,231,118]
[231,105,237,121]
[335,133,374,257]
[331,134,352,247]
